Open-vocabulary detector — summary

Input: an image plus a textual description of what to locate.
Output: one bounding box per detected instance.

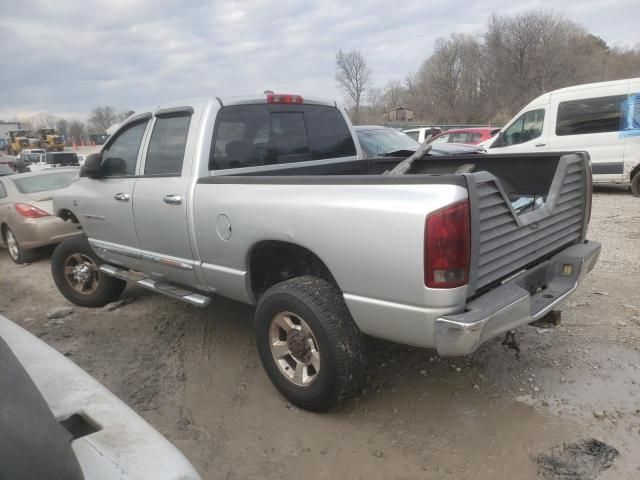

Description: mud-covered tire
[631,173,640,197]
[255,276,366,412]
[3,226,35,264]
[51,235,126,307]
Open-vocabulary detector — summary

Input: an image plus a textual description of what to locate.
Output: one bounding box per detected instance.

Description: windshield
[13,171,77,194]
[356,128,419,156]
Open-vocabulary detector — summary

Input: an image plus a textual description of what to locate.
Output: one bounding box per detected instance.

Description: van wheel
[51,235,126,307]
[631,173,640,197]
[255,276,366,412]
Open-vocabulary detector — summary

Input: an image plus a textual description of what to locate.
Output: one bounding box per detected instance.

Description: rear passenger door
[132,107,199,288]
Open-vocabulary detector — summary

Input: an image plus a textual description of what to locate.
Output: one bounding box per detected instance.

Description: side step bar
[99,265,211,307]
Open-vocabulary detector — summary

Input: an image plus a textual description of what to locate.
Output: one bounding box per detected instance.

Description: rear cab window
[209,104,356,170]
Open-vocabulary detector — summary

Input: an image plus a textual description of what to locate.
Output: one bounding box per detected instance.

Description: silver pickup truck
[51,93,601,411]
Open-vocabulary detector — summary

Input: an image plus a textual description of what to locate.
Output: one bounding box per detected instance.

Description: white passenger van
[485,78,640,195]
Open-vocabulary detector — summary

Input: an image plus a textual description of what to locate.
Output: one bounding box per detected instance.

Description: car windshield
[356,128,419,156]
[13,171,77,194]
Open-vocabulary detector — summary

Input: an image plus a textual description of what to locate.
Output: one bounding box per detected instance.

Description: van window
[499,109,545,146]
[556,94,627,136]
[210,104,356,170]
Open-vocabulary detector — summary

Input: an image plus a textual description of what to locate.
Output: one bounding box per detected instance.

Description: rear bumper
[434,241,601,357]
[10,216,81,250]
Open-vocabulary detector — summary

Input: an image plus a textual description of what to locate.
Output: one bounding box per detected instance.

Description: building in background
[0,121,22,141]
[383,107,414,122]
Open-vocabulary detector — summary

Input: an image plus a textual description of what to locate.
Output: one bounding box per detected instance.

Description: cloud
[1,0,637,119]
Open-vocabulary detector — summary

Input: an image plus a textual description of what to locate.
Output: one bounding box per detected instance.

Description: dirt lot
[1,187,638,479]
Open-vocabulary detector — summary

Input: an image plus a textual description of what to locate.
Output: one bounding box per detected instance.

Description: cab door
[132,106,200,288]
[488,108,548,154]
[74,116,151,268]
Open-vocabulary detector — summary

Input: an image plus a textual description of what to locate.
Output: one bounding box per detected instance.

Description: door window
[101,119,149,176]
[556,94,627,136]
[432,134,450,144]
[497,109,545,147]
[144,113,191,175]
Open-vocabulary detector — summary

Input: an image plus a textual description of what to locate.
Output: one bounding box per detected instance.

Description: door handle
[163,194,183,205]
[535,143,546,147]
[114,193,130,202]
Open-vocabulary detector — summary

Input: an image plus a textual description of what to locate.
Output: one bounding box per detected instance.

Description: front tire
[631,173,640,197]
[255,276,366,412]
[51,235,126,307]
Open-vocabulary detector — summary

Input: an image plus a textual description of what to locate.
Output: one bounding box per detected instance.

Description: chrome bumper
[434,241,601,357]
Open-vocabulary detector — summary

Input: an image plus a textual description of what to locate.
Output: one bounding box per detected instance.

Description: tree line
[17,106,133,143]
[336,11,640,125]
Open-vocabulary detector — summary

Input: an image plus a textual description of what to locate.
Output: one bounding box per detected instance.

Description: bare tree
[68,120,86,144]
[382,80,406,111]
[88,106,118,133]
[335,49,372,123]
[56,118,69,137]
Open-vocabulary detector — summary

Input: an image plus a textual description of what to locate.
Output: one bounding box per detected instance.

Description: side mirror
[79,153,103,177]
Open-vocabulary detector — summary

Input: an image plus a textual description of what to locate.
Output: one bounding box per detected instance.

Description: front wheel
[51,235,126,307]
[255,276,366,412]
[631,173,640,197]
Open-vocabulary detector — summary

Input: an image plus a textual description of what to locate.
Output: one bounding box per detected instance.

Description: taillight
[266,93,304,104]
[585,160,593,224]
[14,203,50,218]
[424,199,470,288]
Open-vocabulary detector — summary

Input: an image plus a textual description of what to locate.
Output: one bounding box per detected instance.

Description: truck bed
[201,152,590,297]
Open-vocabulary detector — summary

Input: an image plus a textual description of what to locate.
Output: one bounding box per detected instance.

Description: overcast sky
[1,0,637,120]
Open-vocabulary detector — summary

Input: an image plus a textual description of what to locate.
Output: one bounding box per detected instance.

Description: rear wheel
[3,227,35,264]
[51,235,126,307]
[631,173,640,197]
[255,276,366,411]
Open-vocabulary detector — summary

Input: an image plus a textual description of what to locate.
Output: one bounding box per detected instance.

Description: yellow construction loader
[6,130,30,156]
[37,128,65,152]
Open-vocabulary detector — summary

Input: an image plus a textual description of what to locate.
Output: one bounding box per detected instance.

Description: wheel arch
[630,162,640,181]
[247,240,339,301]
[57,208,80,224]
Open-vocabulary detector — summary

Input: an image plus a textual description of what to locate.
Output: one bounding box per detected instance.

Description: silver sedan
[0,168,82,263]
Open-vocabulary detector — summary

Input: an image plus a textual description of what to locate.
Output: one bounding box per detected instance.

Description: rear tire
[3,226,35,264]
[631,173,640,197]
[255,276,366,412]
[51,235,126,307]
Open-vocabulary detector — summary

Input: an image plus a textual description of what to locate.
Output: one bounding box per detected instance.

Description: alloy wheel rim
[6,230,19,260]
[269,311,321,387]
[63,253,100,294]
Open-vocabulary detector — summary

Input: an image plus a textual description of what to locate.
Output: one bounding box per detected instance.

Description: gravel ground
[0,186,638,480]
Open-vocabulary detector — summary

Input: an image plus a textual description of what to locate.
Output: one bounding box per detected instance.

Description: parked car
[482,77,640,195]
[0,314,201,479]
[356,126,485,158]
[16,148,47,162]
[356,125,421,157]
[51,93,599,411]
[430,127,500,145]
[0,169,81,263]
[402,127,443,143]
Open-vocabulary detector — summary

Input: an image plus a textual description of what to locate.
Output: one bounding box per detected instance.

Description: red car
[430,127,500,145]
